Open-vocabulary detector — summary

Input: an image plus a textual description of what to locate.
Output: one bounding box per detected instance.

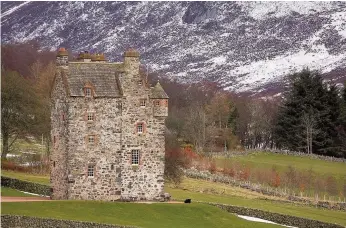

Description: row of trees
[1,42,55,159]
[1,42,345,160]
[156,69,346,158]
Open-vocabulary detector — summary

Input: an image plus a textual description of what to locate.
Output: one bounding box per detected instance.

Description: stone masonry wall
[67,97,122,201]
[1,215,137,228]
[50,69,69,199]
[51,52,167,201]
[152,99,168,117]
[120,55,166,201]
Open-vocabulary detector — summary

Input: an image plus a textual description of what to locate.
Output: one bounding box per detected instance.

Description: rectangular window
[87,112,94,121]
[131,150,140,165]
[116,100,122,109]
[137,123,143,133]
[154,100,160,106]
[88,135,95,145]
[140,99,146,107]
[138,80,143,86]
[85,88,92,97]
[87,165,95,177]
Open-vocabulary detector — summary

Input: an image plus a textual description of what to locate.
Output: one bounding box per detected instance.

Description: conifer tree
[274,69,343,157]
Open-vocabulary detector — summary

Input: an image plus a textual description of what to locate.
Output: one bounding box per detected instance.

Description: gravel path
[1,196,51,202]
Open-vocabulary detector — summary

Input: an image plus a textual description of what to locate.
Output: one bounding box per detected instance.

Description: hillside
[1,1,346,95]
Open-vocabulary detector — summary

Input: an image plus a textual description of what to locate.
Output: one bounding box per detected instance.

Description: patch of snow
[223,46,345,92]
[207,56,227,65]
[237,215,297,228]
[329,11,346,38]
[176,72,187,77]
[1,1,31,18]
[238,2,336,20]
[19,191,50,198]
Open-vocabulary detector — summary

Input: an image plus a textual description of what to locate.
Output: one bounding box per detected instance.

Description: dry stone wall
[1,215,137,228]
[211,203,344,228]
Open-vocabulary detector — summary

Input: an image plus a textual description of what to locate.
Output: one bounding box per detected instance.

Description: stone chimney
[56,47,68,67]
[78,51,92,62]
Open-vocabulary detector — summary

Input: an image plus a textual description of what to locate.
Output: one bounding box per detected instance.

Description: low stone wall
[1,176,51,196]
[212,149,346,163]
[1,215,137,228]
[210,203,344,228]
[184,169,346,211]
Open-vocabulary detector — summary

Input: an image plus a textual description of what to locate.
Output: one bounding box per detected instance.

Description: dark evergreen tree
[274,69,344,157]
[336,82,346,157]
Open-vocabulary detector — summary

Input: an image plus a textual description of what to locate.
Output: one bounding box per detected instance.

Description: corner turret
[150,81,168,117]
[56,47,68,67]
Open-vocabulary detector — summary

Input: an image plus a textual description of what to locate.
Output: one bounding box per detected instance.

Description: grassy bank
[215,152,346,179]
[1,201,281,228]
[2,170,346,226]
[1,187,33,197]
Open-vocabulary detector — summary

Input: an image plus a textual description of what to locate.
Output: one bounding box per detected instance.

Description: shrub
[164,147,186,187]
[208,161,217,174]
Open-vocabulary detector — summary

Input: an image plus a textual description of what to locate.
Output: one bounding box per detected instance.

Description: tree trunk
[2,132,9,160]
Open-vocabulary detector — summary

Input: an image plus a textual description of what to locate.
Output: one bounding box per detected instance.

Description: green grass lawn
[1,170,50,185]
[1,201,281,228]
[215,152,346,179]
[2,170,346,226]
[1,187,33,197]
[166,185,346,226]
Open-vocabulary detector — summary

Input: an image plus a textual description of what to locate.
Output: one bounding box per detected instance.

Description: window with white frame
[87,112,94,121]
[88,135,95,145]
[131,150,140,165]
[140,99,146,107]
[85,88,92,97]
[137,123,143,133]
[154,100,160,106]
[87,165,95,177]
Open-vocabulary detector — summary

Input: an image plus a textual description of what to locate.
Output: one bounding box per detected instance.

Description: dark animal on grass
[184,199,191,203]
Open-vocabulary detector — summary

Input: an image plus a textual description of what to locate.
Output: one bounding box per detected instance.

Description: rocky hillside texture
[1,1,346,94]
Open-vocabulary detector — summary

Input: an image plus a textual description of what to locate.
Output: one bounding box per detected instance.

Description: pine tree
[274,69,343,157]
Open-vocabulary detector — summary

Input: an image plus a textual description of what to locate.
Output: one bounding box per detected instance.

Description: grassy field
[166,179,346,226]
[2,170,345,226]
[1,187,33,197]
[215,152,346,179]
[1,170,50,185]
[1,201,282,228]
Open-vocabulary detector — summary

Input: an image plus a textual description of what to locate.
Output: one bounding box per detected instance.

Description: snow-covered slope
[1,1,346,94]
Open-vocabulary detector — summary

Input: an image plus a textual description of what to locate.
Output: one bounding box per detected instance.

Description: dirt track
[1,196,183,203]
[1,196,51,202]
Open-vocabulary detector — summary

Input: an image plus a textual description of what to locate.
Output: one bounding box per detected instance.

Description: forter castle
[50,48,168,201]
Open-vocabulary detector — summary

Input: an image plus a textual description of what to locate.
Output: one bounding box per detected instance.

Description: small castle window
[140,99,146,107]
[87,165,95,177]
[154,100,160,106]
[88,135,95,145]
[111,164,114,170]
[85,88,92,97]
[138,80,143,86]
[137,123,143,133]
[87,112,94,121]
[116,100,122,109]
[131,150,140,165]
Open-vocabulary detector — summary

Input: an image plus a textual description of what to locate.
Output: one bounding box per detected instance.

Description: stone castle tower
[50,47,168,201]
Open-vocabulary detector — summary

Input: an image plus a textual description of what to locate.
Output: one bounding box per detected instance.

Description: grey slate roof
[150,81,169,99]
[66,62,123,97]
